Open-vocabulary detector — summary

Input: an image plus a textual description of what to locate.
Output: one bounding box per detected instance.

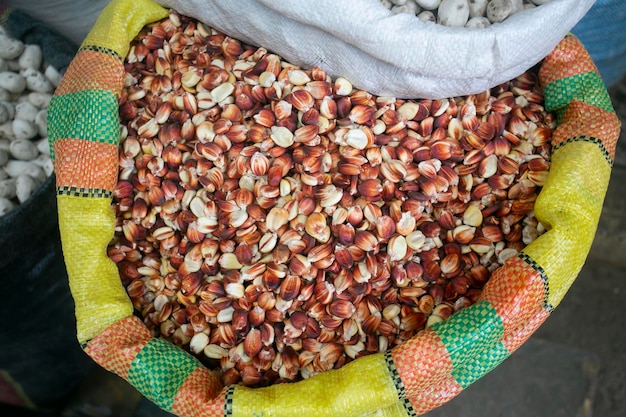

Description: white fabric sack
[155,0,595,98]
[4,0,109,46]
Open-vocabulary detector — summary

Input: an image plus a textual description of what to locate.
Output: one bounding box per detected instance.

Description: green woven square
[432,301,504,378]
[452,342,509,388]
[47,89,120,160]
[128,338,200,411]
[544,71,614,119]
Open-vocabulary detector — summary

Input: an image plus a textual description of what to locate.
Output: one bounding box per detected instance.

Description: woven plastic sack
[47,0,621,416]
[152,0,594,99]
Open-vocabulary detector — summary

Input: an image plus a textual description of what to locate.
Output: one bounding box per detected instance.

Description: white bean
[0,121,15,139]
[0,58,7,73]
[22,68,54,94]
[416,0,442,10]
[9,139,39,161]
[0,71,26,94]
[0,178,17,199]
[42,158,54,177]
[44,65,62,88]
[466,16,491,27]
[487,0,515,23]
[4,160,46,182]
[12,118,38,141]
[33,155,54,177]
[0,35,25,60]
[15,102,39,122]
[417,10,437,21]
[28,92,52,108]
[16,174,40,204]
[0,197,16,216]
[18,44,43,70]
[438,0,470,27]
[36,137,50,155]
[31,153,52,167]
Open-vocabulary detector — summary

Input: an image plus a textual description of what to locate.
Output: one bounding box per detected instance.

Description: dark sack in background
[0,176,93,411]
[571,0,626,87]
[0,8,93,412]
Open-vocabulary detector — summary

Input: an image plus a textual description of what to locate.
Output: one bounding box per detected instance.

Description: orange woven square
[172,367,225,417]
[501,306,550,354]
[391,328,457,411]
[410,375,463,415]
[53,138,118,191]
[552,101,620,160]
[84,316,151,380]
[539,36,597,86]
[55,49,124,97]
[480,256,550,353]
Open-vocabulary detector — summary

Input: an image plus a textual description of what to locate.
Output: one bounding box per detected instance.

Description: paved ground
[3,75,625,417]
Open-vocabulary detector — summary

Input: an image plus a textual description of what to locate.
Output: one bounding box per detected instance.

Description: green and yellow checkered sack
[47,0,621,415]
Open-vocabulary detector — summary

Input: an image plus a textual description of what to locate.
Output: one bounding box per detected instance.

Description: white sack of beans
[154,0,593,99]
[2,0,109,46]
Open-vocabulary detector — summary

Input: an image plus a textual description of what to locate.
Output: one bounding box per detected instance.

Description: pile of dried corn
[109,10,554,387]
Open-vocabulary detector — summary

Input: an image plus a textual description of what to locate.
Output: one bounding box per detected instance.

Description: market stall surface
[2,75,625,417]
